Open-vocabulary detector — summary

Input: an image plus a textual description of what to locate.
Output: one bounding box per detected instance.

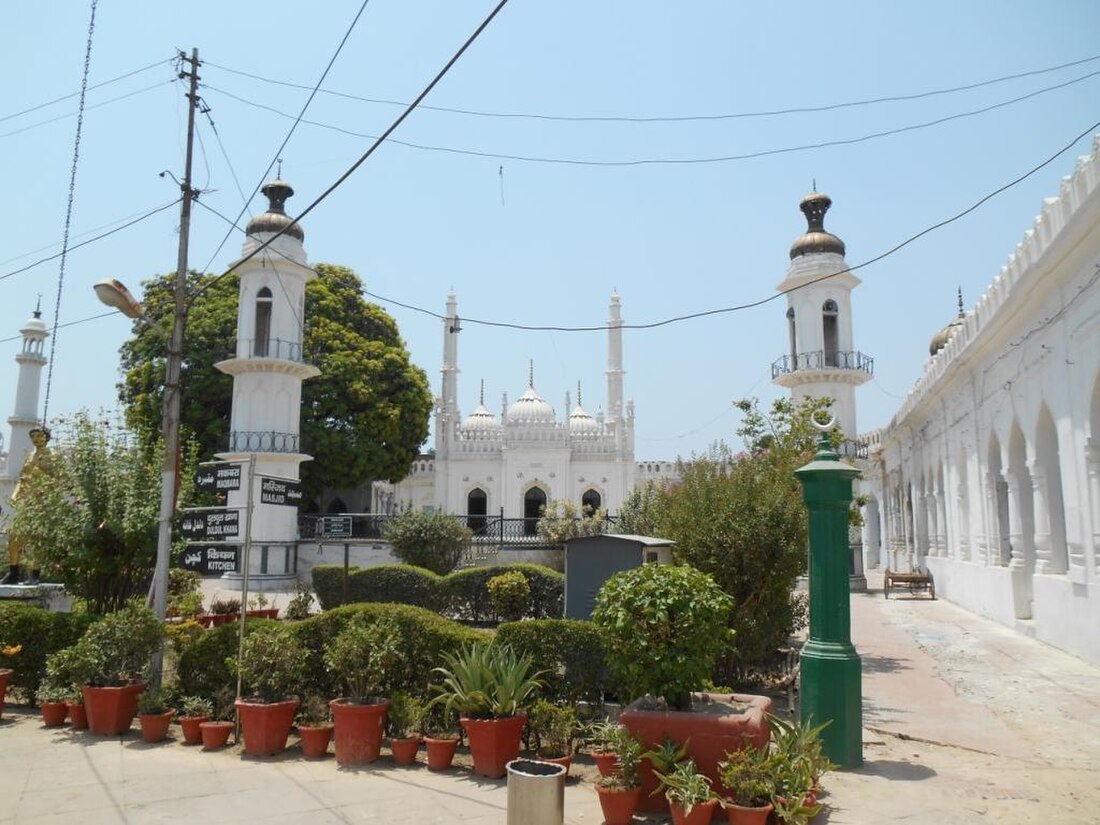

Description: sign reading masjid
[259,475,303,507]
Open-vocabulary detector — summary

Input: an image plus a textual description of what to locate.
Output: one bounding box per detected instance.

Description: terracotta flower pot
[139,710,175,743]
[40,701,68,727]
[236,699,298,757]
[178,715,210,745]
[461,714,527,779]
[536,753,572,777]
[330,698,389,765]
[424,736,460,771]
[82,683,146,736]
[200,720,234,750]
[67,702,88,731]
[298,724,333,758]
[595,785,642,825]
[671,798,720,825]
[0,668,11,719]
[389,736,420,765]
[590,749,619,777]
[724,801,773,825]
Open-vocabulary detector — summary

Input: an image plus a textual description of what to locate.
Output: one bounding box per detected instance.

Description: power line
[0,310,120,345]
[0,199,180,283]
[0,80,174,140]
[196,0,373,276]
[202,68,1100,168]
[0,57,172,124]
[203,52,1100,124]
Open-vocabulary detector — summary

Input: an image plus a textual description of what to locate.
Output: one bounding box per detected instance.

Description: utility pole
[150,48,200,683]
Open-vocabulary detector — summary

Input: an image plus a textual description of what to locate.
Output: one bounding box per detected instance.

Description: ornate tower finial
[812,177,817,192]
[276,157,283,178]
[34,294,42,318]
[479,378,485,406]
[957,286,965,317]
[528,359,534,388]
[577,381,582,407]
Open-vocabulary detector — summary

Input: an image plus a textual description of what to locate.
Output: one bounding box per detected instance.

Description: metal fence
[771,349,874,379]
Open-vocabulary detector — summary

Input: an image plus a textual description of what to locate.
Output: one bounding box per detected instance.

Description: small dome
[508,385,556,424]
[461,403,502,435]
[569,403,599,433]
[930,290,967,356]
[246,178,304,241]
[790,191,845,260]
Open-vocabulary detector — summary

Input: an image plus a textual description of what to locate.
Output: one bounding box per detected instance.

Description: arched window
[523,487,547,536]
[822,299,838,366]
[786,306,797,363]
[581,489,601,514]
[255,287,273,357]
[326,497,347,514]
[467,488,487,534]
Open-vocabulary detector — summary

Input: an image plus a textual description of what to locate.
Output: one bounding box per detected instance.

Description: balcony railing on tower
[771,349,874,379]
[235,337,308,362]
[220,430,308,454]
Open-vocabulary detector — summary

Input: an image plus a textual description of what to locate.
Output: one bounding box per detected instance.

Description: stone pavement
[2,571,1099,824]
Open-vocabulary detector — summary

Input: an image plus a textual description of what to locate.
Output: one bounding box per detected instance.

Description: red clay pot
[199,720,234,750]
[595,785,642,825]
[40,701,68,727]
[461,714,527,779]
[139,710,175,743]
[178,715,210,745]
[424,736,459,771]
[298,724,333,758]
[235,699,298,756]
[67,702,88,731]
[724,801,773,825]
[390,736,420,765]
[0,668,11,719]
[590,749,619,777]
[330,698,389,766]
[620,692,772,814]
[82,683,146,735]
[671,798,720,825]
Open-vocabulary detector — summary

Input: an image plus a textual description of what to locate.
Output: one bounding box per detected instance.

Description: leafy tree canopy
[118,264,432,503]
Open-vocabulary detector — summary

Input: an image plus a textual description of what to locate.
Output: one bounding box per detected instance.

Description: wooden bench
[884,568,935,600]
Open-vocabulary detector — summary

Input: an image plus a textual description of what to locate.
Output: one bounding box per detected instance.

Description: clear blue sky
[1,1,1097,463]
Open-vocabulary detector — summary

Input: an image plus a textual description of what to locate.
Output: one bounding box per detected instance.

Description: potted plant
[137,686,176,743]
[387,690,425,766]
[591,563,772,812]
[208,598,241,627]
[247,592,278,619]
[655,757,720,825]
[595,726,644,825]
[178,696,213,745]
[66,690,88,731]
[527,699,579,775]
[421,704,461,771]
[296,694,333,758]
[61,602,164,735]
[718,739,778,825]
[199,688,236,750]
[430,641,545,779]
[767,714,832,824]
[585,719,625,777]
[325,614,401,765]
[230,623,306,756]
[36,681,70,727]
[0,642,20,720]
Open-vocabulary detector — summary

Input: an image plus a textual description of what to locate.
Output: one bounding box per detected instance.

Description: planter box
[236,699,298,756]
[82,683,146,736]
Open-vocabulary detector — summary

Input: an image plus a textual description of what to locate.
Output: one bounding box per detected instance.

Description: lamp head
[93,279,144,320]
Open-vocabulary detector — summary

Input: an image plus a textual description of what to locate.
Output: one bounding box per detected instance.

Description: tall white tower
[215,179,319,578]
[2,305,50,483]
[772,192,871,446]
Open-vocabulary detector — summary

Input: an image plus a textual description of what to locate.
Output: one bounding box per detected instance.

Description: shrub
[284,581,316,620]
[64,601,165,687]
[527,698,579,757]
[383,508,471,575]
[591,563,733,710]
[387,690,426,738]
[323,614,401,702]
[0,602,93,702]
[429,641,544,718]
[487,571,530,622]
[495,619,608,705]
[535,500,609,544]
[312,564,440,611]
[175,623,239,698]
[229,623,307,702]
[437,564,563,623]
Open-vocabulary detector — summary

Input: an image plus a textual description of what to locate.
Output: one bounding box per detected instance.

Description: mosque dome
[461,403,502,435]
[22,309,47,334]
[246,179,304,242]
[569,404,599,433]
[789,191,846,260]
[930,290,967,356]
[508,385,556,424]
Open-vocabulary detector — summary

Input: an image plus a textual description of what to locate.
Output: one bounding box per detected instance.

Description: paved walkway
[2,571,1099,823]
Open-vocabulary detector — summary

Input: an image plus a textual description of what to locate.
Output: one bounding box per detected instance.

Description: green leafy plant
[644,737,690,779]
[383,507,471,575]
[35,681,75,704]
[487,571,530,623]
[527,699,578,758]
[283,581,315,620]
[180,695,214,718]
[653,757,716,816]
[535,500,609,544]
[421,702,459,738]
[584,719,624,755]
[387,690,426,738]
[430,642,544,719]
[296,694,331,727]
[229,624,307,703]
[718,739,780,808]
[210,686,236,721]
[767,714,834,804]
[323,614,401,703]
[210,598,241,616]
[62,601,165,686]
[248,593,269,611]
[590,563,733,710]
[137,686,172,715]
[597,728,643,790]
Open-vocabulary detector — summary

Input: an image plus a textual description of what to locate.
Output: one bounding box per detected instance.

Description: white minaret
[772,191,870,445]
[606,291,626,454]
[2,304,50,483]
[215,179,319,577]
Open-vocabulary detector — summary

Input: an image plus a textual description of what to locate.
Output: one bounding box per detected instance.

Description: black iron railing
[230,338,310,363]
[297,513,615,548]
[771,350,874,379]
[221,430,305,454]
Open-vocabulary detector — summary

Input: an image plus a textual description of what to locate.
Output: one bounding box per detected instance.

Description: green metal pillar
[795,431,862,768]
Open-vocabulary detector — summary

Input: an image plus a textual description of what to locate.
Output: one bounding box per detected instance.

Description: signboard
[319,515,353,538]
[259,475,303,507]
[195,463,242,492]
[181,544,240,575]
[180,508,240,540]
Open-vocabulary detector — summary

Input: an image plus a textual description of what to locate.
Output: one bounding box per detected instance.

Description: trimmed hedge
[175,603,486,701]
[496,618,609,705]
[312,562,564,623]
[0,602,95,702]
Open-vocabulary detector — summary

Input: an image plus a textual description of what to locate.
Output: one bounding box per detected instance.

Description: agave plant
[430,642,544,719]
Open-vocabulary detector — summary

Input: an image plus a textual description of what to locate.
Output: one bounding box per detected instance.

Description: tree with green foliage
[5,412,197,614]
[382,508,471,575]
[117,264,432,503]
